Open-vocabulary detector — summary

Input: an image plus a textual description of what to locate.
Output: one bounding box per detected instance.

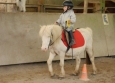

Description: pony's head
[39,24,62,51]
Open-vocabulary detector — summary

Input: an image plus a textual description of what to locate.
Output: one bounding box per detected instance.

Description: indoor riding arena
[0,0,115,83]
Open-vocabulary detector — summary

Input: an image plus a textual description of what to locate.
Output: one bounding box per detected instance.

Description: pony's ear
[40,25,46,28]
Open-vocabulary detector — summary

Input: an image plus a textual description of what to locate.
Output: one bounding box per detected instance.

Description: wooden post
[100,0,105,13]
[83,0,88,13]
[38,0,44,12]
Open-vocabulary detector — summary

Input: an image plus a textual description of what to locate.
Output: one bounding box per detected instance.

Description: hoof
[58,77,64,80]
[92,72,96,75]
[58,74,65,79]
[51,74,58,79]
[70,73,77,76]
[71,72,79,76]
[92,70,97,75]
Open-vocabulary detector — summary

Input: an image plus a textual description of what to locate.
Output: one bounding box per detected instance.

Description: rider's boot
[68,30,75,46]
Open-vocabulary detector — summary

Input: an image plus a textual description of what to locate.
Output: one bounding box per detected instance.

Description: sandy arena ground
[0,56,115,83]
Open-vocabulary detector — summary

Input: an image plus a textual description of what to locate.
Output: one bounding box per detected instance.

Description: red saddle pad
[61,30,85,48]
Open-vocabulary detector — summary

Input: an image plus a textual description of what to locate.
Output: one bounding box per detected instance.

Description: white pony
[39,24,97,78]
[16,0,27,12]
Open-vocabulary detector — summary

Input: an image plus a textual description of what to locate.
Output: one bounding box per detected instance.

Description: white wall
[0,13,115,65]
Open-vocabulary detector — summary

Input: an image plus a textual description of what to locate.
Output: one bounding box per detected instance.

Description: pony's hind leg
[73,55,81,76]
[47,52,56,77]
[86,48,97,74]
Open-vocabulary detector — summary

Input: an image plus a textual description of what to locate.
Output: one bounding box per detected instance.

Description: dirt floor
[0,56,115,83]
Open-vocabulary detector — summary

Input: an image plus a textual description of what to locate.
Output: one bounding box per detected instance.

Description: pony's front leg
[47,52,56,77]
[73,55,81,76]
[59,52,65,78]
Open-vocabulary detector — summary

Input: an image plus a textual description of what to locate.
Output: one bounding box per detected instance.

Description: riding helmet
[63,0,74,9]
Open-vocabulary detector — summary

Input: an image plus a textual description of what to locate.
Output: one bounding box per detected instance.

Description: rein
[48,30,61,47]
[48,30,74,59]
[48,32,54,46]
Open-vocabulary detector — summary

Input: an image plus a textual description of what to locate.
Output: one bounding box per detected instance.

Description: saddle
[61,29,85,52]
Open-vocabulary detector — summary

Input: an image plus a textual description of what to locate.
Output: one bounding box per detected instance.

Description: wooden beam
[111,0,115,3]
[88,0,115,3]
[88,0,100,3]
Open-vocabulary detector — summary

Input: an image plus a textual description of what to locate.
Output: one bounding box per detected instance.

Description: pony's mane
[39,24,62,42]
[39,25,47,37]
